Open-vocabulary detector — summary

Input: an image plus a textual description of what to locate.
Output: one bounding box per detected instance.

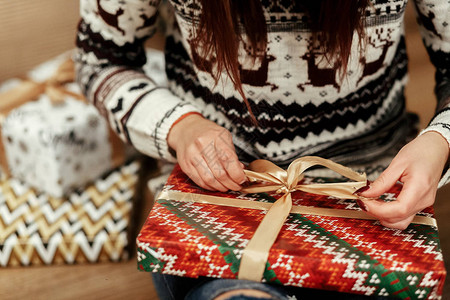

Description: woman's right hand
[167,114,246,192]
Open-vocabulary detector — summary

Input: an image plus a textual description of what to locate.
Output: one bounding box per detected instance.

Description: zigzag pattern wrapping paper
[137,165,447,299]
[0,160,140,266]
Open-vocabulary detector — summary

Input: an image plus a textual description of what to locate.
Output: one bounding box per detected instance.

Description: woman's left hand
[358,131,449,230]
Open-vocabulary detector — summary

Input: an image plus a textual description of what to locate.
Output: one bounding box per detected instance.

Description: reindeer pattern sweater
[75,0,450,184]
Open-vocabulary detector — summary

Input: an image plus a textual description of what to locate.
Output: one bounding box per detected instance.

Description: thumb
[359,166,402,198]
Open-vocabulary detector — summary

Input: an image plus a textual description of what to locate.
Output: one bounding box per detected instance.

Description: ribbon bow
[0,58,85,118]
[237,156,368,281]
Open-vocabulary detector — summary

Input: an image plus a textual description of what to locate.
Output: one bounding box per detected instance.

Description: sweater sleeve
[74,0,201,163]
[412,0,450,187]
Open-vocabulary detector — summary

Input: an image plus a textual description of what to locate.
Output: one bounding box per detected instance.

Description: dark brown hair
[191,0,370,124]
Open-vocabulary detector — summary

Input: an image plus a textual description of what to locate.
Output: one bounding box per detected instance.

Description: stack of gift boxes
[0,53,141,266]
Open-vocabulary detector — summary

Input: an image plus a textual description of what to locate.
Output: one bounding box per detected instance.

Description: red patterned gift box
[137,164,447,299]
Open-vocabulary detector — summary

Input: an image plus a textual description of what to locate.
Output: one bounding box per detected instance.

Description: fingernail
[354,181,371,194]
[356,199,368,212]
[240,162,245,169]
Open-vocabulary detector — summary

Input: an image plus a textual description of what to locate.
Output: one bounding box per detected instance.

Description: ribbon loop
[247,160,287,183]
[286,156,367,183]
[243,156,368,199]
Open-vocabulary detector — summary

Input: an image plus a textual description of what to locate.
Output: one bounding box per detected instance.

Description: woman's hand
[167,114,246,192]
[359,131,449,229]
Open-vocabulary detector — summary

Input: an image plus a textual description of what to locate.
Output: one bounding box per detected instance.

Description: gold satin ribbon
[0,59,84,116]
[157,190,435,226]
[155,156,437,282]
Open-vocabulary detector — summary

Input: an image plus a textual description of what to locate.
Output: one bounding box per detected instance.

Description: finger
[360,164,403,198]
[218,154,246,189]
[188,162,221,191]
[193,136,234,191]
[201,148,241,191]
[379,215,414,230]
[215,139,247,186]
[216,127,236,152]
[214,129,247,185]
[191,156,230,192]
[361,180,422,222]
[178,156,216,191]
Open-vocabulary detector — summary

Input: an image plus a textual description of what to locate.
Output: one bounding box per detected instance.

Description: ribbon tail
[241,183,284,194]
[238,193,292,281]
[296,181,367,200]
[50,58,76,83]
[46,85,86,104]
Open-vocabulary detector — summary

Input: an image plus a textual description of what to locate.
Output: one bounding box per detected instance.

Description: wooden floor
[0,4,449,300]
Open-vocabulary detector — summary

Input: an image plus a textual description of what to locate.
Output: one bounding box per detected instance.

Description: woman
[75,0,449,298]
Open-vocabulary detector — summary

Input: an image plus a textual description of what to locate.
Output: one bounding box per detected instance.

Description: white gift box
[2,95,112,197]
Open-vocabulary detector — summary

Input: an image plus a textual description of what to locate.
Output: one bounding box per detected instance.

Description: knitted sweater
[75,0,450,184]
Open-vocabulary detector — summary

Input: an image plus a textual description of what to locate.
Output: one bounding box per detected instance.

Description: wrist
[167,112,204,151]
[423,131,449,151]
[421,131,450,166]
